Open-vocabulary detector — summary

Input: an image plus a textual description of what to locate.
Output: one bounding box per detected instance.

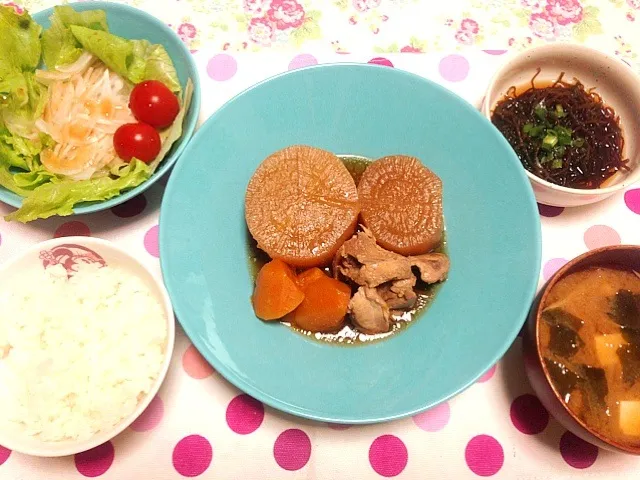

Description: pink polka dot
[559,431,598,469]
[369,435,408,477]
[482,49,508,55]
[226,394,264,435]
[144,224,159,258]
[273,429,311,471]
[173,435,213,477]
[111,194,147,218]
[625,188,640,214]
[543,258,568,281]
[368,57,394,67]
[438,54,470,82]
[75,442,115,477]
[182,344,214,379]
[538,203,564,217]
[326,422,351,430]
[130,395,164,432]
[288,54,318,70]
[207,54,237,81]
[54,221,91,238]
[583,224,621,250]
[478,364,497,383]
[413,402,450,432]
[0,445,10,465]
[510,394,549,435]
[465,435,504,477]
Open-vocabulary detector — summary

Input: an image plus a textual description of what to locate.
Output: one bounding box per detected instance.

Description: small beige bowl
[483,44,640,207]
[0,237,175,457]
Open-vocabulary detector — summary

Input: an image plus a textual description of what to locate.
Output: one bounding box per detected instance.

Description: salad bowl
[0,2,200,220]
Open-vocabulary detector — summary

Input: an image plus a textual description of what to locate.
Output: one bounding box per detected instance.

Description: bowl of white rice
[0,237,175,457]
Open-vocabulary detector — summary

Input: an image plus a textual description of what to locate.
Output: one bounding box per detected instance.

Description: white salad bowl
[0,237,175,457]
[483,44,640,207]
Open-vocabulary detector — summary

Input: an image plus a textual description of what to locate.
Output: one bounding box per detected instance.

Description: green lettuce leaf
[0,6,42,73]
[70,26,181,93]
[0,70,47,121]
[69,25,131,73]
[0,7,46,133]
[0,125,39,169]
[0,125,55,194]
[12,167,57,190]
[129,40,181,93]
[41,5,108,69]
[150,78,193,172]
[0,164,31,196]
[5,159,151,222]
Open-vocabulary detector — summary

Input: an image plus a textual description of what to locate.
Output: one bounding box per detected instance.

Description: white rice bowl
[0,237,175,457]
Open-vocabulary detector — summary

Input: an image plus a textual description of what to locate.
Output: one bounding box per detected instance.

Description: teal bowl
[0,2,200,215]
[160,64,542,423]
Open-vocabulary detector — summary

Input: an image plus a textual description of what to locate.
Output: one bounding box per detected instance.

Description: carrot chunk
[289,273,351,333]
[252,259,304,320]
[296,267,326,290]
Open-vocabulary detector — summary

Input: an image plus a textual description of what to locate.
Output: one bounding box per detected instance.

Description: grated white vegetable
[0,263,167,442]
[35,62,135,180]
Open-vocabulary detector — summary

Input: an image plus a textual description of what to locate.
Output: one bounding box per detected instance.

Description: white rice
[0,263,167,442]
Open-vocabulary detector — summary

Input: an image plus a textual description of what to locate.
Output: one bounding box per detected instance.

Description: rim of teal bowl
[159,63,542,423]
[0,2,201,215]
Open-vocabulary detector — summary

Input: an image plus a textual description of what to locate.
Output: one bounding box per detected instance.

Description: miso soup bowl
[483,44,640,208]
[523,245,640,455]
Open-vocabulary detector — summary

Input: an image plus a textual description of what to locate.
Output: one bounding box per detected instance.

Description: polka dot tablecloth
[2,48,640,479]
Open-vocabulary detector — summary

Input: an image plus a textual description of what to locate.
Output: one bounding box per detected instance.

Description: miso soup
[540,265,640,446]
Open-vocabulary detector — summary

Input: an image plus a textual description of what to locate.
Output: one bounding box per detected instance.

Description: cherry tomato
[113,123,161,163]
[129,80,180,129]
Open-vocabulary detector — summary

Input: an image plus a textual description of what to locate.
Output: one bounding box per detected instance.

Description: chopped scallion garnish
[542,132,558,150]
[530,125,545,137]
[520,101,581,168]
[534,105,547,120]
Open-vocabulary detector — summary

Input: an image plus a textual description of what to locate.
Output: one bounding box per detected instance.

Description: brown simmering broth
[540,265,640,445]
[247,155,445,345]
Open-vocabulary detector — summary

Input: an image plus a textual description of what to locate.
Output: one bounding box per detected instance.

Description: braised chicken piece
[410,254,450,284]
[349,287,391,334]
[334,226,449,334]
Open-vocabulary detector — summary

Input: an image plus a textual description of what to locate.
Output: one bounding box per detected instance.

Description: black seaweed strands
[491,68,629,189]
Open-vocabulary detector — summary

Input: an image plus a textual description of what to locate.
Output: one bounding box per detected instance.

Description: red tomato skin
[129,80,180,129]
[113,123,161,163]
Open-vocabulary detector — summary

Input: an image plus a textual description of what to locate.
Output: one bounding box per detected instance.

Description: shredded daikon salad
[36,55,136,180]
[0,262,168,442]
[0,5,194,223]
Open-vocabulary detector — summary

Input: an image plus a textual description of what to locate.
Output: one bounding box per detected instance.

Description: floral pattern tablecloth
[1,1,640,479]
[12,0,640,71]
